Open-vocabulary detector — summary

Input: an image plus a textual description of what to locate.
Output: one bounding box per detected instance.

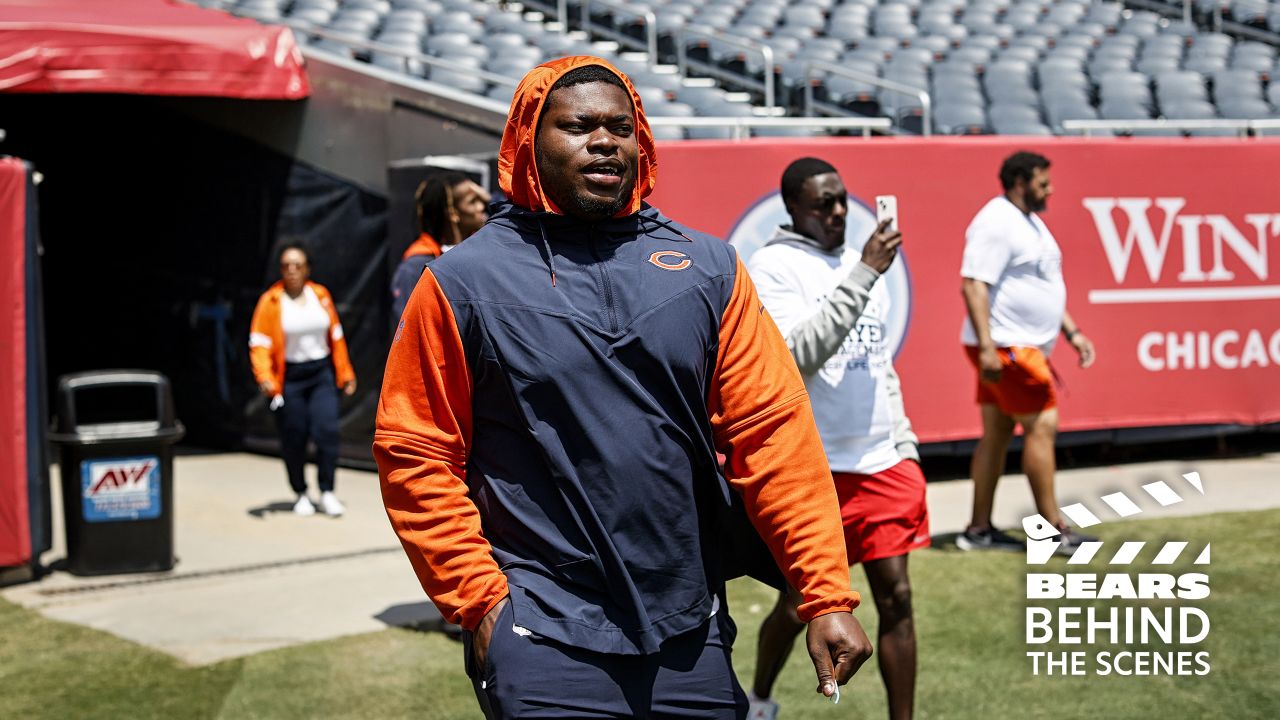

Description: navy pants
[273,358,339,494]
[463,604,748,719]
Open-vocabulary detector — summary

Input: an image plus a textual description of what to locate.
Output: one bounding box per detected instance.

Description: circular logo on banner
[726,192,913,359]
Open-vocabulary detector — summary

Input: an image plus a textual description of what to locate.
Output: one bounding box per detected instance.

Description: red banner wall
[650,137,1280,443]
[0,157,31,566]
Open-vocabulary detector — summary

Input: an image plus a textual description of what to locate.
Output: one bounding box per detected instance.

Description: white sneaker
[747,695,779,720]
[292,494,316,516]
[319,491,345,517]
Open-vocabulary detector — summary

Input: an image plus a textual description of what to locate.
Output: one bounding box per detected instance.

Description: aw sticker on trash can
[81,456,162,522]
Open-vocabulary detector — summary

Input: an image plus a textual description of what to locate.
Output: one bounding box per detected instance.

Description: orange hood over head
[498,56,657,217]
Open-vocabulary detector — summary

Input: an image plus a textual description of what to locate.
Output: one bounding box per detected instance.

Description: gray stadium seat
[1162,99,1218,120]
[392,0,442,11]
[486,83,516,105]
[1156,71,1209,104]
[345,0,390,12]
[312,33,364,57]
[1045,101,1098,130]
[427,56,487,93]
[533,33,579,58]
[947,46,993,67]
[289,7,334,26]
[483,11,529,34]
[675,86,732,112]
[934,102,988,134]
[685,125,736,140]
[1233,41,1276,65]
[912,36,951,57]
[1230,52,1273,75]
[332,7,381,27]
[235,0,282,20]
[1136,55,1181,76]
[646,101,696,117]
[1089,53,1135,77]
[752,125,821,137]
[482,33,528,53]
[1185,55,1229,75]
[487,55,540,79]
[1099,100,1153,120]
[384,9,427,30]
[1162,20,1198,39]
[1216,97,1272,119]
[1000,46,1041,65]
[433,12,484,40]
[825,69,880,103]
[1267,82,1280,109]
[932,83,984,106]
[1213,69,1265,101]
[989,102,1043,125]
[992,119,1053,135]
[635,85,669,109]
[1084,2,1123,28]
[650,125,687,141]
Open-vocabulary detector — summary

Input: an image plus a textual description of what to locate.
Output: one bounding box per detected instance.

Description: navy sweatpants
[463,603,748,719]
[273,358,339,494]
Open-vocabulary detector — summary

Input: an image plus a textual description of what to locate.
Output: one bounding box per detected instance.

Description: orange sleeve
[374,269,508,630]
[708,255,860,621]
[317,285,356,387]
[248,292,278,394]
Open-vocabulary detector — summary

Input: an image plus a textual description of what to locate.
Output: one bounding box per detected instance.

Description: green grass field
[2,508,1277,719]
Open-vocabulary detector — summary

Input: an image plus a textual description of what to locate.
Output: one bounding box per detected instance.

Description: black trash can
[49,370,185,576]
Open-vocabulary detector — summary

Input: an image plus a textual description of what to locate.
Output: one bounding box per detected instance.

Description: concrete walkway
[3,451,1278,666]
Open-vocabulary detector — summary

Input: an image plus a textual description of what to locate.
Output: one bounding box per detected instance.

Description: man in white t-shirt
[745,157,927,720]
[957,151,1097,553]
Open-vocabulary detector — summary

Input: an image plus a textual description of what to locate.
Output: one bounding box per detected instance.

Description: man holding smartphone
[745,157,928,720]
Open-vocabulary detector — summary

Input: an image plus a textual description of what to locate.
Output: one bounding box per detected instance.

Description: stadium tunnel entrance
[0,94,391,465]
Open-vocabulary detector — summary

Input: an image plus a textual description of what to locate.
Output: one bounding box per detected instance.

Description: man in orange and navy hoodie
[376,57,872,718]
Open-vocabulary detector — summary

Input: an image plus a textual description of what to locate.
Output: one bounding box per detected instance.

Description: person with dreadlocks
[390,172,490,320]
[376,58,872,718]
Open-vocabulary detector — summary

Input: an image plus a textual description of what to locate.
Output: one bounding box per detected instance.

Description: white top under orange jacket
[249,280,355,395]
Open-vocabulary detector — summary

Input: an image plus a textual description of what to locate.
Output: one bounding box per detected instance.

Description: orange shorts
[964,345,1057,416]
[834,460,931,565]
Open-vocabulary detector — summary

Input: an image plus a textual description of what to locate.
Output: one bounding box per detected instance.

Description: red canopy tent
[0,0,308,99]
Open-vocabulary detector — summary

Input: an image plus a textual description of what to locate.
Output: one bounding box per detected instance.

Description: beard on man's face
[567,192,629,218]
[1024,188,1047,213]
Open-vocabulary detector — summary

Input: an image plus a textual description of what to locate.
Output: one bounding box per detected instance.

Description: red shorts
[833,459,931,565]
[964,345,1057,416]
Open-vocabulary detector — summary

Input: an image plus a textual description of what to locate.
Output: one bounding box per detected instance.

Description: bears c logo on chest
[648,250,692,271]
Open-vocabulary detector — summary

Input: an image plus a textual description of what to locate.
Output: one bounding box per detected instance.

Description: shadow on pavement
[246,501,299,518]
[375,601,464,640]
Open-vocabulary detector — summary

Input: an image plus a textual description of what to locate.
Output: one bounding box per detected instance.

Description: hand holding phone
[861,195,903,274]
[875,195,898,232]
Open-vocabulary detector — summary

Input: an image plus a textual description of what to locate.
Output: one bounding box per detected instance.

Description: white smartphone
[875,195,898,232]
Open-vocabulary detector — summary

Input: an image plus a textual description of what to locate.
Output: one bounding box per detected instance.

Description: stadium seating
[217,0,1280,137]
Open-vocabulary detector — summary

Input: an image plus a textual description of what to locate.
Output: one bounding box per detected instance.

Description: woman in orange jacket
[250,242,356,516]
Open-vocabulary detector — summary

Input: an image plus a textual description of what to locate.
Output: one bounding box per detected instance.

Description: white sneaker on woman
[319,491,346,517]
[293,494,316,516]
